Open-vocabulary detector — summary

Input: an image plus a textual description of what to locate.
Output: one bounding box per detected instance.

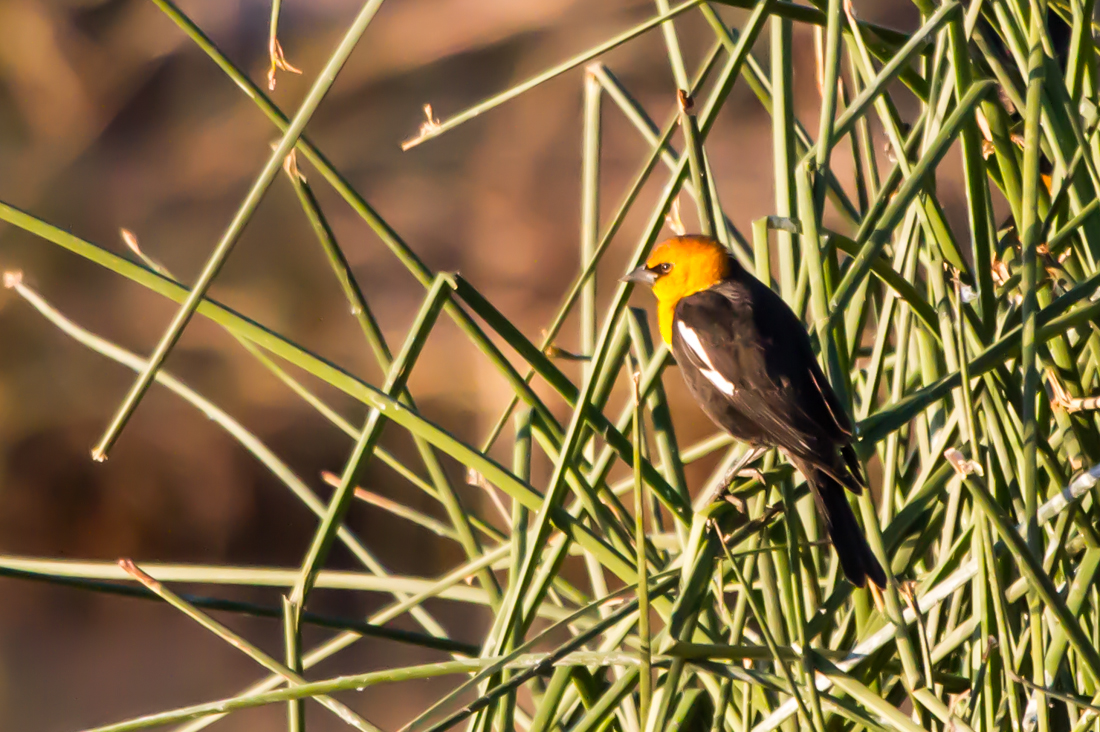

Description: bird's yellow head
[622,235,732,344]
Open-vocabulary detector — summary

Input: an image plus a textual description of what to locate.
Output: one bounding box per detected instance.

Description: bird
[623,234,887,589]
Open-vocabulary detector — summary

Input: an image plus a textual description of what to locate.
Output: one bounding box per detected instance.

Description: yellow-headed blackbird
[624,235,887,588]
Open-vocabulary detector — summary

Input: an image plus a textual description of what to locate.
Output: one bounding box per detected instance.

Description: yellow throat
[644,236,731,344]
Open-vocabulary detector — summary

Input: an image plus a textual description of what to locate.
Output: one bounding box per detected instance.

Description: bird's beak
[621,265,657,287]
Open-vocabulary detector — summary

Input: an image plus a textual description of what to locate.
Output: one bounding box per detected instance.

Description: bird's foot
[693,447,767,513]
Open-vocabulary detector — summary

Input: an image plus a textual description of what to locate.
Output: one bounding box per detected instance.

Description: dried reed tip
[944,447,983,477]
[320,470,341,488]
[990,257,1010,287]
[267,37,302,91]
[120,228,141,256]
[3,270,23,289]
[676,89,694,112]
[665,197,686,236]
[467,467,489,489]
[401,104,442,151]
[118,558,144,580]
[282,149,304,182]
[975,108,993,143]
[982,635,999,661]
[119,558,159,589]
[91,448,108,463]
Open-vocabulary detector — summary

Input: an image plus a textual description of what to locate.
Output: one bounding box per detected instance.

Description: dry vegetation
[3,1,1100,732]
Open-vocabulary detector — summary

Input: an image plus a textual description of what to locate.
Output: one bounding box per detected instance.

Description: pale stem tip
[676,89,693,112]
[120,228,141,256]
[282,149,303,181]
[119,558,160,589]
[401,104,442,151]
[665,198,686,236]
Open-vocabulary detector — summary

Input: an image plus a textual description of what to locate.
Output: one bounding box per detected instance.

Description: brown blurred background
[0,0,925,729]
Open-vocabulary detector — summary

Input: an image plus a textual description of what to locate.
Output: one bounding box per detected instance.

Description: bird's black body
[670,257,887,588]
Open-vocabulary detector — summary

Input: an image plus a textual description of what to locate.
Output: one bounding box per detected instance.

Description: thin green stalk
[811,654,932,732]
[625,309,689,533]
[679,90,715,236]
[860,283,1100,442]
[289,274,455,608]
[654,0,690,91]
[6,274,452,639]
[265,0,301,89]
[119,560,377,732]
[578,68,612,618]
[1019,7,1049,731]
[409,578,677,732]
[167,542,524,732]
[716,525,816,730]
[827,81,995,332]
[149,0,584,474]
[633,371,652,722]
[497,409,533,732]
[581,70,601,370]
[0,564,476,654]
[283,596,304,732]
[527,666,575,732]
[771,14,797,301]
[810,0,843,215]
[962,472,1100,686]
[752,462,1100,731]
[400,0,707,149]
[88,651,668,732]
[283,163,485,570]
[348,487,458,541]
[92,0,388,460]
[753,217,773,287]
[590,56,751,258]
[697,5,861,227]
[948,12,996,332]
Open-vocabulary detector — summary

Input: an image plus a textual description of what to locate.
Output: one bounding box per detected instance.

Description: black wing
[671,278,853,464]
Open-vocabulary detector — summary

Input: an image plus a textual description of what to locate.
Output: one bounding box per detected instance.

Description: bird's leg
[693,445,768,512]
[721,445,768,491]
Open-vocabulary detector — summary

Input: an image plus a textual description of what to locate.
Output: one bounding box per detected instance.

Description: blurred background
[0,0,925,728]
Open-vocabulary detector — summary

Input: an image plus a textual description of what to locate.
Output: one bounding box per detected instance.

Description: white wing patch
[677,321,736,397]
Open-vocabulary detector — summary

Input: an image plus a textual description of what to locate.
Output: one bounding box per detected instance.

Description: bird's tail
[794,458,887,589]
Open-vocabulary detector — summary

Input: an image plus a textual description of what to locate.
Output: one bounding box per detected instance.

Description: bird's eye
[656,262,673,275]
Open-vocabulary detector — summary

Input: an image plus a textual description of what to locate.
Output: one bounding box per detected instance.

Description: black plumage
[670,258,887,589]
